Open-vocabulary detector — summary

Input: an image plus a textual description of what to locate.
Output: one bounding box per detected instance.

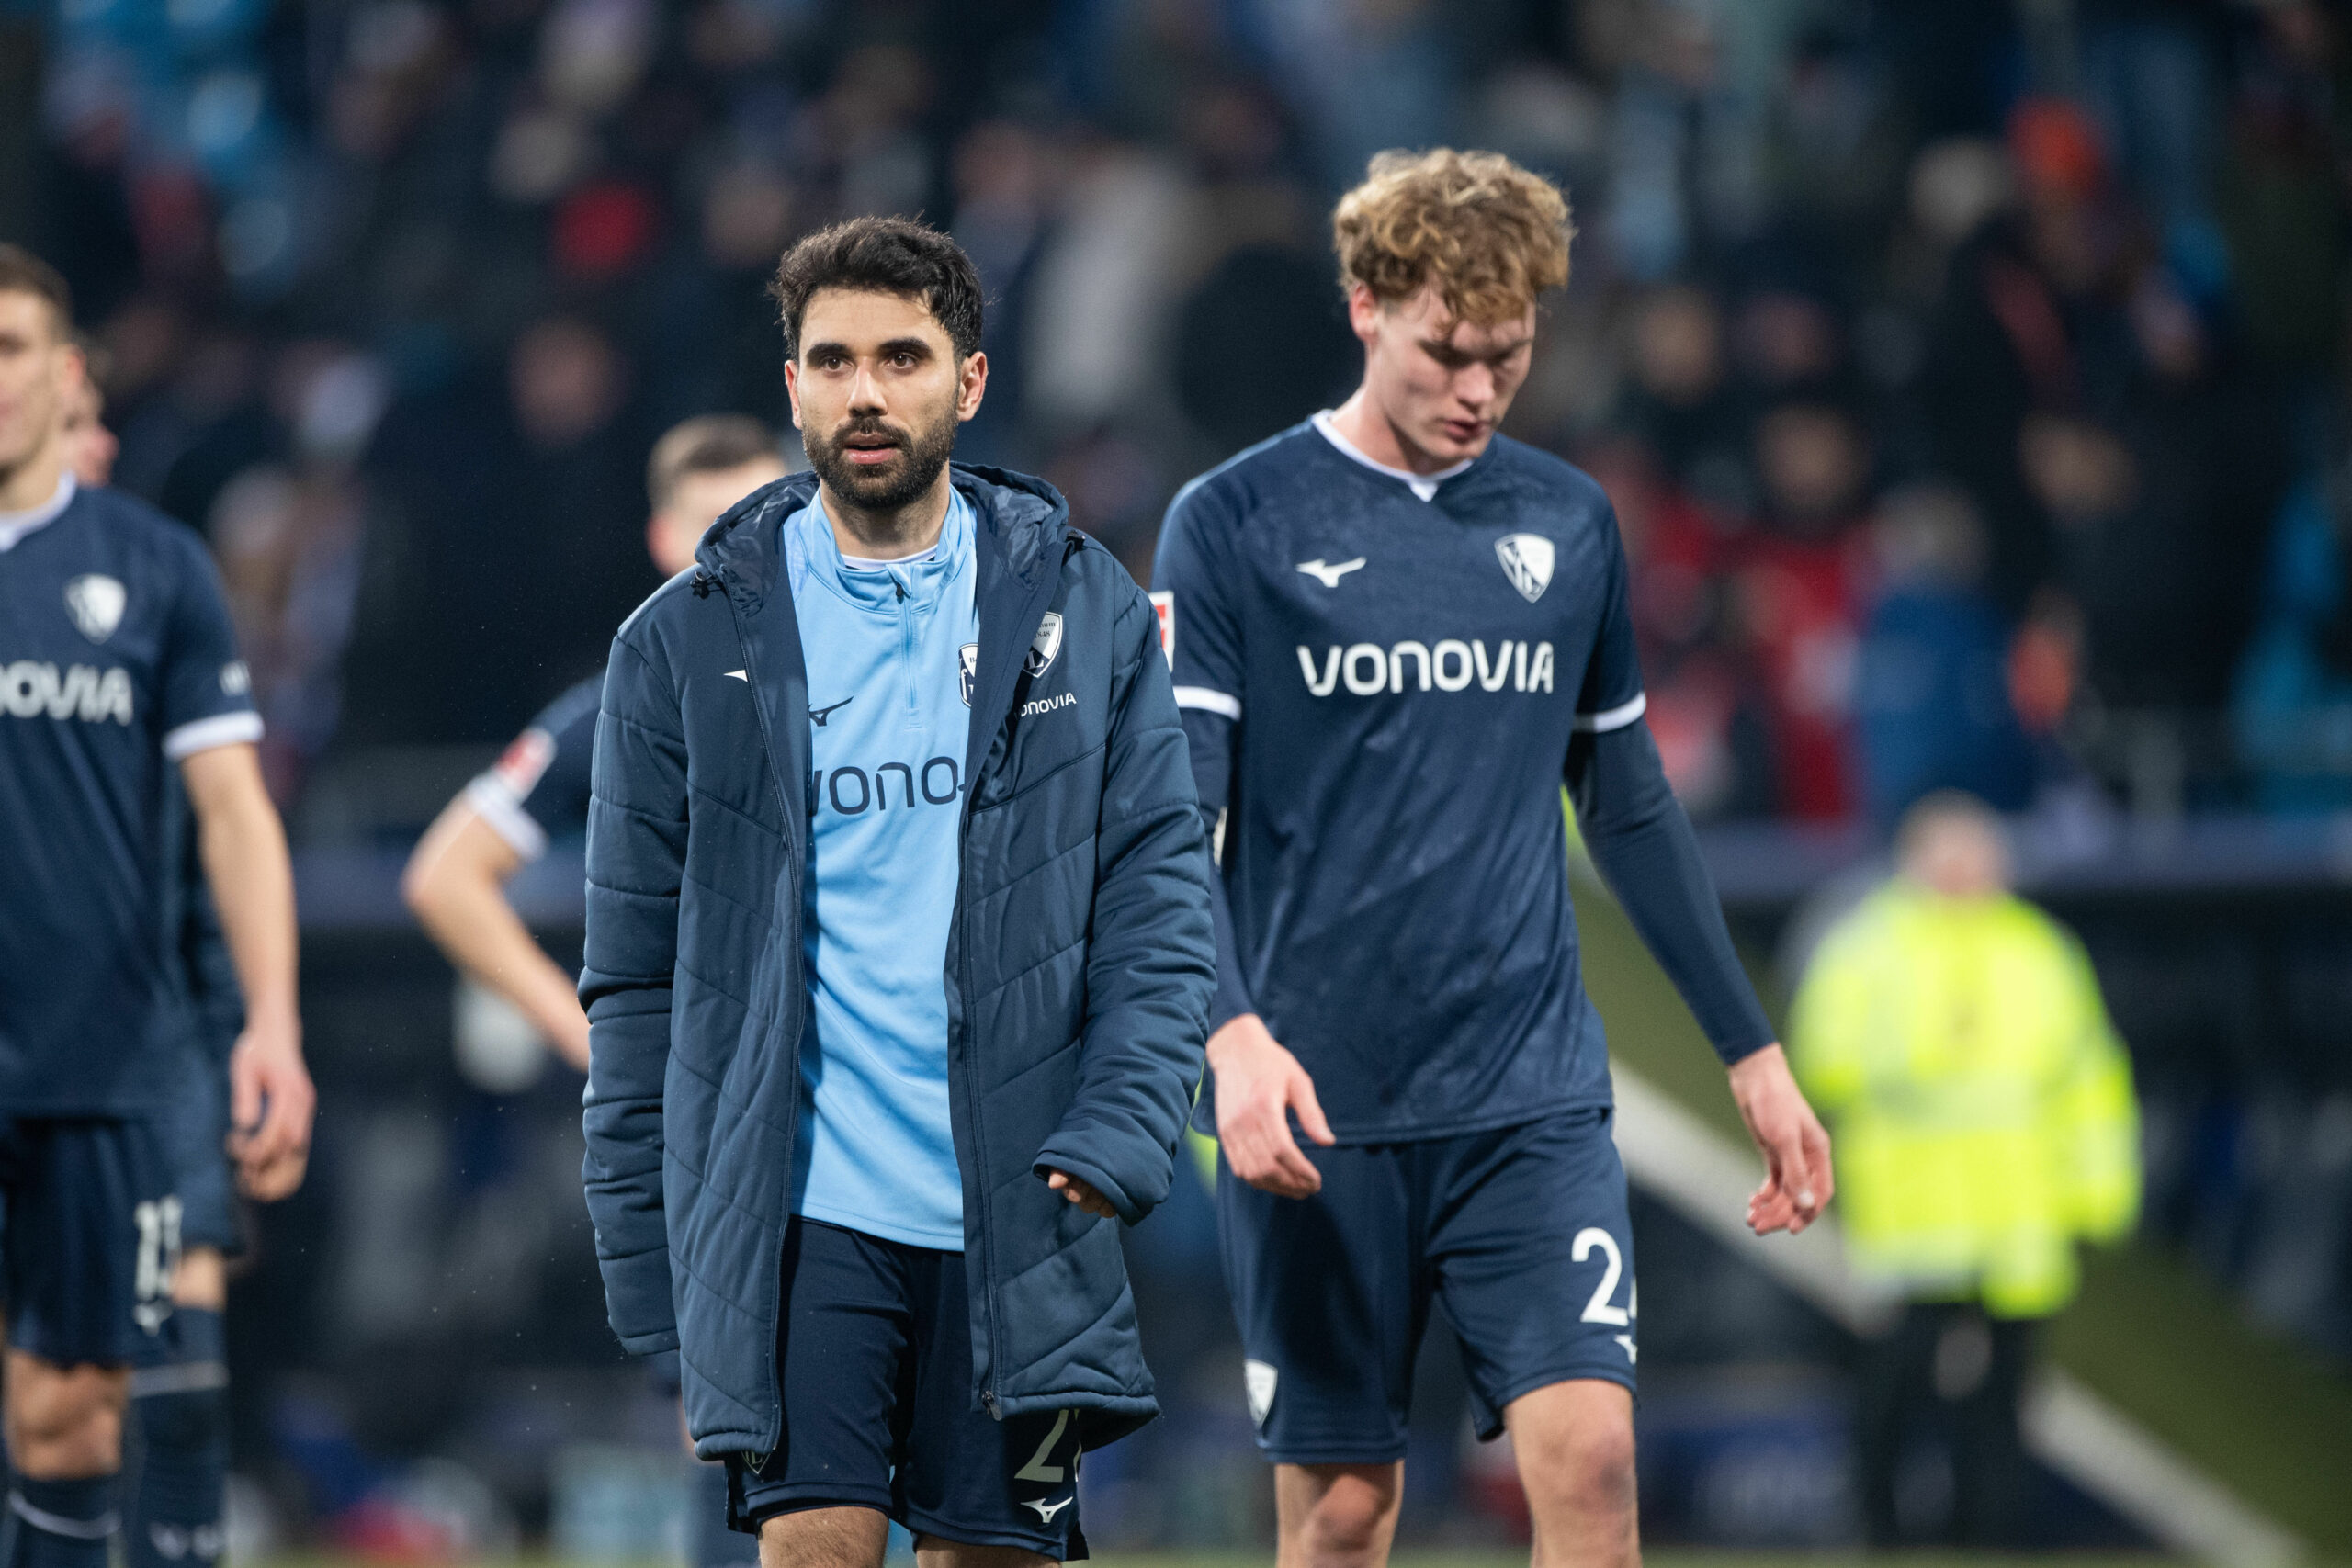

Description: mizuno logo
[1295,639,1555,696]
[1022,1497,1072,1523]
[1295,558,1365,588]
[724,670,748,681]
[809,697,853,726]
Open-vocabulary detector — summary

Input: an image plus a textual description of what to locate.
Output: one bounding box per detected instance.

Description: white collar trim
[1311,411,1472,502]
[0,473,76,552]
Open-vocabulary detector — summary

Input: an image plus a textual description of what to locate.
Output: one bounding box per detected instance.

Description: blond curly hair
[1332,149,1574,325]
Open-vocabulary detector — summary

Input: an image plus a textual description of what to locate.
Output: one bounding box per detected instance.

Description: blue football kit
[714,490,1081,1555]
[0,476,261,1367]
[1156,415,1772,1458]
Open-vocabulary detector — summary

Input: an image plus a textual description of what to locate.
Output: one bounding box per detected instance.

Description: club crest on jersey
[1494,534,1555,603]
[1025,612,1064,678]
[958,642,978,706]
[64,574,127,643]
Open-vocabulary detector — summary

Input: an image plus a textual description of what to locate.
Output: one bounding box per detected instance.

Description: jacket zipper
[955,790,1001,1416]
[962,540,1076,1415]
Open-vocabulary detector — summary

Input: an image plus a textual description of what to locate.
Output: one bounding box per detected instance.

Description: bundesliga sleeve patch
[492,727,557,797]
[1149,591,1174,669]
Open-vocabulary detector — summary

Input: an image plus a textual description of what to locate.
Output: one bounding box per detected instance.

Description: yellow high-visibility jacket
[1788,880,2140,1318]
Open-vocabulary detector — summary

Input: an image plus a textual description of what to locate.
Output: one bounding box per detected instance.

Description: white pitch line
[1609,1063,2306,1566]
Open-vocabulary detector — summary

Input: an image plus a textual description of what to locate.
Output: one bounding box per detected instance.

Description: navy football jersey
[1154,418,1653,1141]
[0,479,261,1113]
[464,675,600,860]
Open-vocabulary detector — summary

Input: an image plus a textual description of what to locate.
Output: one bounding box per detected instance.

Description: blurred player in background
[1788,791,2139,1548]
[1154,152,1833,1568]
[0,244,312,1568]
[60,343,276,1568]
[402,412,785,1568]
[403,414,787,1071]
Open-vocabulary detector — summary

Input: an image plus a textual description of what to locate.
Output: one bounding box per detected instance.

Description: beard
[805,405,958,525]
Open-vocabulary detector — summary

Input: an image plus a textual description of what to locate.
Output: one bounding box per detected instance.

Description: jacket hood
[696,462,1071,611]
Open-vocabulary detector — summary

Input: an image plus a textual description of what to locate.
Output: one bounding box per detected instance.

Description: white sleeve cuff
[464,774,549,863]
[1173,686,1241,721]
[1571,692,1646,733]
[162,711,264,761]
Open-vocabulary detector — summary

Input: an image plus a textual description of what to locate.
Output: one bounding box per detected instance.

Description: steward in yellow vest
[1790,805,2139,1316]
[1789,791,2139,1546]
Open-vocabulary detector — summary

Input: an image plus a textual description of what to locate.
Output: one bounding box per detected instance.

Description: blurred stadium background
[6,0,2352,1561]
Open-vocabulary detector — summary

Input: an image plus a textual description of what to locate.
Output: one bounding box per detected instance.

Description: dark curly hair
[769,217,984,365]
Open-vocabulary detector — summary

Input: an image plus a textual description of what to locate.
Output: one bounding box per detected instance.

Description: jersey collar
[788,487,973,614]
[0,473,77,553]
[1310,411,1473,502]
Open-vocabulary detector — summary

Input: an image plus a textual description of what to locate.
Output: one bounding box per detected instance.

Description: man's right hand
[1209,1014,1335,1199]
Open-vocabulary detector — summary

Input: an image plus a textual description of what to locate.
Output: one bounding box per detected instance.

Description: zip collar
[784,487,975,615]
[695,461,1073,788]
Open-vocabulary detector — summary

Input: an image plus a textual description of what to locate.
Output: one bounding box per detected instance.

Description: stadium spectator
[1581,432,1777,818]
[1788,792,2141,1547]
[1853,484,2035,822]
[1736,399,1874,819]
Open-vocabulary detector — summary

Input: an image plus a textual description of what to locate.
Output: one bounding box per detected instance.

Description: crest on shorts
[1494,534,1555,603]
[64,574,127,643]
[1244,1359,1278,1429]
[1024,612,1064,678]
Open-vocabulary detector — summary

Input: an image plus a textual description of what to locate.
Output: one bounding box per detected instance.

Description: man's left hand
[1046,1169,1116,1220]
[1726,1043,1833,1235]
[227,1013,315,1201]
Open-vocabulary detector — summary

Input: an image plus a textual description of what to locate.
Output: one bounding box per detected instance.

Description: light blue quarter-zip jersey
[784,491,978,1249]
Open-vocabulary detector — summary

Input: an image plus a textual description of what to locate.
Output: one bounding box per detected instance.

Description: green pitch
[257,1554,2182,1568]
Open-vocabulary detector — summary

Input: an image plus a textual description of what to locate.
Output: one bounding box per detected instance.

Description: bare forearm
[413,874,591,1058]
[195,761,299,1030]
[405,804,591,1068]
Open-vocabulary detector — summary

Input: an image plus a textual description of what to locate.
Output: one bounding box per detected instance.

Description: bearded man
[579,216,1216,1568]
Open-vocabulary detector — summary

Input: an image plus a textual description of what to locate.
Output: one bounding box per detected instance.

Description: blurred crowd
[15,0,2352,824]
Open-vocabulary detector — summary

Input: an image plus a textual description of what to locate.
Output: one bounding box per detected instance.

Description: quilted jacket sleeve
[581,628,690,1353]
[1032,575,1217,1225]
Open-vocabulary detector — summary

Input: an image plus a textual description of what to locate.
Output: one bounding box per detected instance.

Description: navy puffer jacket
[580,465,1215,1458]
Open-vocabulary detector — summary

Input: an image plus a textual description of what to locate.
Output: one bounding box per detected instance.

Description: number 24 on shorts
[1576,1226,1637,1363]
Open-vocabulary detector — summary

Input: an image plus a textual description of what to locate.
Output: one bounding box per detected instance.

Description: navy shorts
[1216,1108,1637,1464]
[727,1217,1087,1559]
[161,1050,238,1254]
[0,1116,179,1367]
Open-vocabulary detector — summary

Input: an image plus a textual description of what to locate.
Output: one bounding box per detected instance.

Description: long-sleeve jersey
[1153,416,1772,1142]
